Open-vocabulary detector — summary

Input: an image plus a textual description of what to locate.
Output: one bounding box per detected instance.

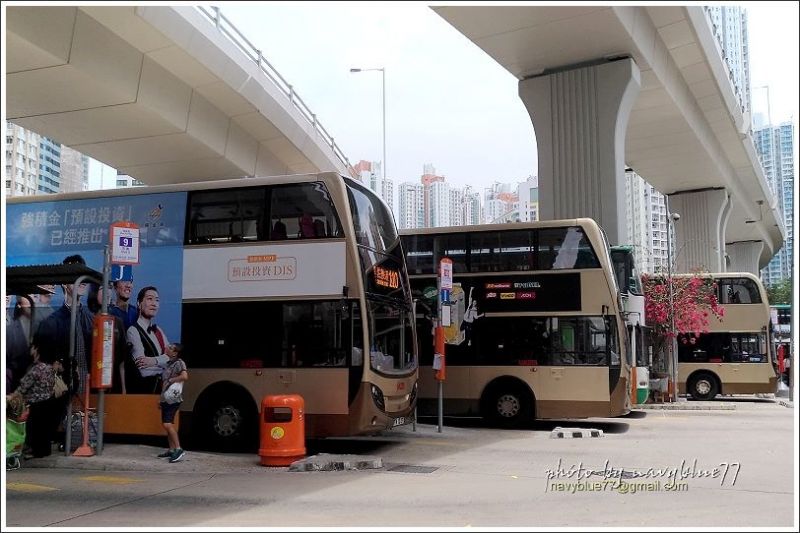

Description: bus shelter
[6,263,103,455]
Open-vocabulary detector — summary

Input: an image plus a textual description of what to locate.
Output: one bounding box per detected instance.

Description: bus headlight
[371,384,385,411]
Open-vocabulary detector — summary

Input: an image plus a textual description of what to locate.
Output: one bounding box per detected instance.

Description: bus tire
[687,372,719,401]
[195,386,258,452]
[481,380,534,428]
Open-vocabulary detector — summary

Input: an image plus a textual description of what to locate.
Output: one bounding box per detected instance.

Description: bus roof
[398,218,599,235]
[669,272,764,282]
[6,172,348,204]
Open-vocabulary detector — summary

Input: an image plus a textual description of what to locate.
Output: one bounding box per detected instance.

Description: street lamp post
[350,67,386,180]
[665,199,681,402]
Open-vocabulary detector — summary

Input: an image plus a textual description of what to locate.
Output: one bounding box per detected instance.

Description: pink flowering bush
[642,272,725,358]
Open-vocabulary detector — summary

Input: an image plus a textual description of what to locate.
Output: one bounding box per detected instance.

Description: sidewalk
[13,424,461,474]
[16,444,269,474]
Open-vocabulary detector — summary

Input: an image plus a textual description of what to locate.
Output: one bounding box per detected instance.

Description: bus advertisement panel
[7,192,187,375]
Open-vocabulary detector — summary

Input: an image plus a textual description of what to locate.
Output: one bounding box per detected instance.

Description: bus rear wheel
[482,382,533,428]
[688,372,719,401]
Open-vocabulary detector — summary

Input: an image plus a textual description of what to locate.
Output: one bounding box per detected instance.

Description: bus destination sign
[374,265,400,290]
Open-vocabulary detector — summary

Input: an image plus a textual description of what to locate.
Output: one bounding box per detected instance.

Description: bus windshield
[610,247,643,296]
[346,178,399,258]
[346,179,416,375]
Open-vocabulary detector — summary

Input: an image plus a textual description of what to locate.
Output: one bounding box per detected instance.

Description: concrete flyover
[6,6,352,185]
[433,5,784,272]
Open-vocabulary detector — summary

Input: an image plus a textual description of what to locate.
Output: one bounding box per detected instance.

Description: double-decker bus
[400,219,631,426]
[7,172,417,450]
[675,273,778,400]
[610,245,650,404]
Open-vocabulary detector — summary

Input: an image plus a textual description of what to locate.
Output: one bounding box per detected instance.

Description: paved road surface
[5,398,795,527]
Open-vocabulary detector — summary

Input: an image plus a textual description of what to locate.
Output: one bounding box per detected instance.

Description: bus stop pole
[96,245,111,455]
[437,277,443,434]
[65,282,77,456]
[64,274,92,456]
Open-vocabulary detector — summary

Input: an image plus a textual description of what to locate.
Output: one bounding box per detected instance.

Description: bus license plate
[392,417,406,427]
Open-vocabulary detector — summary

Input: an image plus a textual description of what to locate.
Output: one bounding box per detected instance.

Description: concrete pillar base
[667,188,731,272]
[726,241,764,275]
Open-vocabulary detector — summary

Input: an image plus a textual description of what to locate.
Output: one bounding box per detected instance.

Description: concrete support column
[668,188,731,273]
[726,240,764,275]
[519,57,640,245]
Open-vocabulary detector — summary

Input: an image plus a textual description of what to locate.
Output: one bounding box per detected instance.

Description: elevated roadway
[6,6,352,185]
[434,5,783,271]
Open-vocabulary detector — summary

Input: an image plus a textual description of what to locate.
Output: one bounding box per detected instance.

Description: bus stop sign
[110,221,140,265]
[439,258,453,290]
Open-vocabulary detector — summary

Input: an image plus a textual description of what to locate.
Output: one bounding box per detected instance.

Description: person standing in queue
[35,255,94,396]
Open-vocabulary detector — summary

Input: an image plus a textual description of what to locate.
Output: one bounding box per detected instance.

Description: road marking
[80,475,144,485]
[7,482,58,493]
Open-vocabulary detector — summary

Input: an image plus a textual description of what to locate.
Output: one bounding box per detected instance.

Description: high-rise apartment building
[353,159,394,212]
[462,185,482,226]
[398,182,425,229]
[428,180,450,228]
[517,175,539,222]
[705,6,751,114]
[483,182,518,223]
[5,123,40,197]
[5,123,90,196]
[398,165,482,229]
[754,121,794,285]
[59,146,89,193]
[115,173,146,188]
[624,169,670,274]
[38,137,62,195]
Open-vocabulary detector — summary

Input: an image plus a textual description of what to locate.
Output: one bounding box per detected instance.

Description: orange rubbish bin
[259,394,306,466]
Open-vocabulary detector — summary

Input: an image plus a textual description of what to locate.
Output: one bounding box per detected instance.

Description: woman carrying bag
[13,340,62,458]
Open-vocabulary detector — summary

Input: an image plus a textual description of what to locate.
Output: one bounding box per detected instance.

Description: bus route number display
[374,265,400,289]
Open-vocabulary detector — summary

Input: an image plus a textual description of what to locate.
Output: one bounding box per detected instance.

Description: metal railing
[196,6,353,175]
[701,6,747,116]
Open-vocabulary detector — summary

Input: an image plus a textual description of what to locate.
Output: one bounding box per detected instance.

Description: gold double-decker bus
[7,172,417,450]
[676,272,778,400]
[400,219,631,426]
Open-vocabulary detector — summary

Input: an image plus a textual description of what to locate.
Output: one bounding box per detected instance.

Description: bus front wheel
[688,372,719,401]
[197,389,258,452]
[482,382,534,428]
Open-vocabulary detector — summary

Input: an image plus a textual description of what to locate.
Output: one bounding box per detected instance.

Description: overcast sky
[90,2,799,192]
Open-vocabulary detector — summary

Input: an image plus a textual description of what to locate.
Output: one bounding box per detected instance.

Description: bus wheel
[482,382,533,428]
[688,373,719,401]
[199,391,257,452]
